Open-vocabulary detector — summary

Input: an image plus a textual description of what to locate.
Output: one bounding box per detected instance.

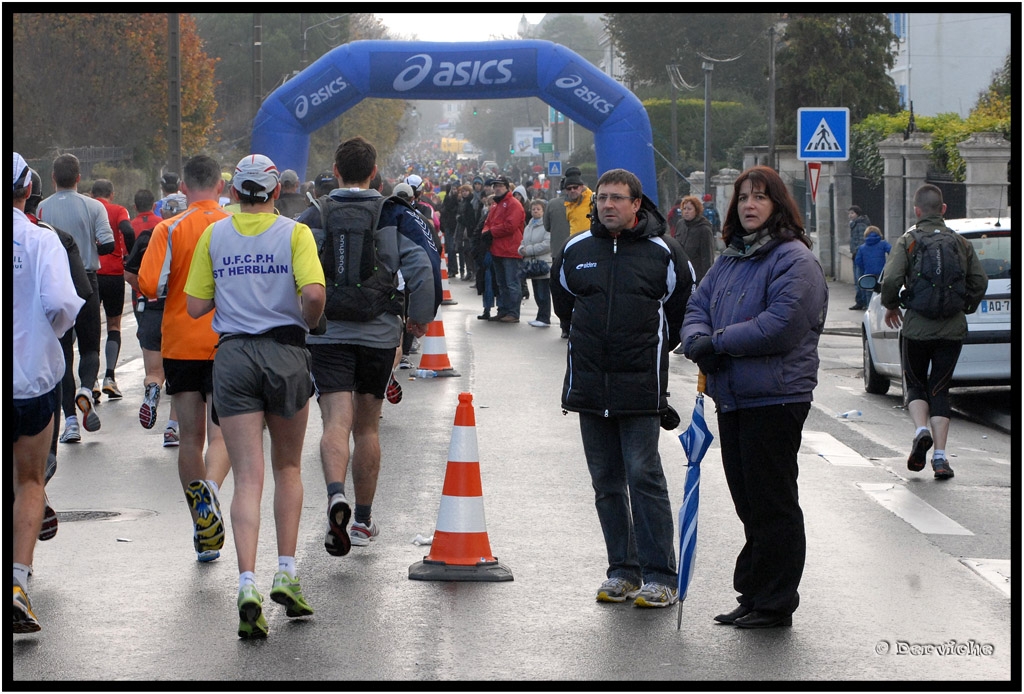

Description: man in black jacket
[551,168,695,609]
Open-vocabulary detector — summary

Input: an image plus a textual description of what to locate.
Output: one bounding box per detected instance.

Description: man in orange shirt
[138,154,232,562]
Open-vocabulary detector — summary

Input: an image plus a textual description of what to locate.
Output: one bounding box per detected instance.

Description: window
[888,13,907,41]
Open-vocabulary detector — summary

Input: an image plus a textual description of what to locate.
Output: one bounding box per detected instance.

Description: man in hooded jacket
[551,168,695,608]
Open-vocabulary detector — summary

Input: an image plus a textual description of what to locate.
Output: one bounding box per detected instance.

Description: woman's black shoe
[713,604,753,624]
[733,610,793,629]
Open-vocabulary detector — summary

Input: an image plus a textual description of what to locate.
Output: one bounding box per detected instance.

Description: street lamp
[702,60,713,196]
[301,14,347,67]
[666,64,698,202]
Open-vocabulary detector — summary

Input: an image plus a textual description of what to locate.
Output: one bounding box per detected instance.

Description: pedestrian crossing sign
[548,161,562,177]
[798,107,850,161]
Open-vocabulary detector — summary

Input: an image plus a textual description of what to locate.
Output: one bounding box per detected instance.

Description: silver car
[859,217,1011,396]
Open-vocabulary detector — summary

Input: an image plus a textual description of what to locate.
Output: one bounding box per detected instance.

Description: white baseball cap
[405,174,424,191]
[13,152,31,191]
[232,154,280,202]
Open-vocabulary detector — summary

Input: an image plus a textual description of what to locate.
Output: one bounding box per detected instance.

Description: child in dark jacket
[852,225,891,310]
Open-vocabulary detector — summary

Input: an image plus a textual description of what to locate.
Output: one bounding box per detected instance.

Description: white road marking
[810,401,905,456]
[802,430,875,467]
[856,482,974,535]
[959,558,1011,598]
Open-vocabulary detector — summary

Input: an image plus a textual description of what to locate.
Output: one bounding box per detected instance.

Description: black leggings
[60,273,102,417]
[901,337,962,418]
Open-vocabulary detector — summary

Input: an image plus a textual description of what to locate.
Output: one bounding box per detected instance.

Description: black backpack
[899,226,967,319]
[316,194,407,322]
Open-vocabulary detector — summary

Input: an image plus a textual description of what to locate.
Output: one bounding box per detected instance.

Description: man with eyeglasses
[552,168,695,609]
[561,167,593,236]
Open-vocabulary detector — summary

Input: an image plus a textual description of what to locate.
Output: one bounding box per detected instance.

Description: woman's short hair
[680,194,703,217]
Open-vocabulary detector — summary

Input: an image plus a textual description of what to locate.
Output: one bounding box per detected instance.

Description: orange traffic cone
[439,250,458,305]
[418,318,460,376]
[409,393,513,582]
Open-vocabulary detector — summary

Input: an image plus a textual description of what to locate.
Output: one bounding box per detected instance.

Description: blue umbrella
[676,377,714,629]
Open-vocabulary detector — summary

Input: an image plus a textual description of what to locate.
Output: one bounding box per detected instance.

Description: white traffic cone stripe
[447,425,479,463]
[435,495,488,533]
[420,335,446,353]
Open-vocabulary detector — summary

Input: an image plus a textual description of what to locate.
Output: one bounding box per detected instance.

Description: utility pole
[252,14,263,123]
[167,13,182,178]
[767,25,777,169]
[671,88,679,202]
[702,60,713,196]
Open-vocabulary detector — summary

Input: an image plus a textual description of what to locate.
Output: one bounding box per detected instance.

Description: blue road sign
[798,108,850,161]
[548,161,562,177]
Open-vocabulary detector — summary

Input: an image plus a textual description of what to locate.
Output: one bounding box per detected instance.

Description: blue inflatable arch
[251,40,658,204]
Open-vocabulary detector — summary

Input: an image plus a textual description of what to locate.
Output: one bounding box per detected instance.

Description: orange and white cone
[409,392,513,582]
[418,318,460,376]
[439,250,457,305]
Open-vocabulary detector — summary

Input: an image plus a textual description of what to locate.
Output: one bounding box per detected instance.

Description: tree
[536,14,602,66]
[194,13,407,176]
[602,13,775,101]
[774,14,900,144]
[12,13,216,165]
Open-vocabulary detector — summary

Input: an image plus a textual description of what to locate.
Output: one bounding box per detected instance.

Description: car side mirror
[857,274,880,292]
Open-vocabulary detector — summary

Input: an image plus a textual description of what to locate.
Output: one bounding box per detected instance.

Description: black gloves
[310,312,328,336]
[686,334,723,374]
[660,404,681,431]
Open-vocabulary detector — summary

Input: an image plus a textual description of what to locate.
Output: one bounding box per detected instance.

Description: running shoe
[386,373,403,404]
[139,382,160,430]
[270,571,314,618]
[196,548,220,563]
[932,457,955,480]
[596,577,641,603]
[59,418,81,444]
[75,387,101,432]
[237,584,268,639]
[186,480,225,552]
[91,382,101,404]
[45,452,57,484]
[13,584,41,633]
[907,429,933,472]
[633,582,679,608]
[349,518,380,547]
[38,496,58,542]
[397,355,414,370]
[102,376,123,400]
[324,493,352,557]
[163,424,180,448]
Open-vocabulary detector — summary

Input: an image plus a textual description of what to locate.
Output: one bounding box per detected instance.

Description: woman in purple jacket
[681,166,828,629]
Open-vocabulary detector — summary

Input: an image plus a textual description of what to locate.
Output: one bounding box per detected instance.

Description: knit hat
[562,166,584,188]
[232,154,280,202]
[702,193,712,202]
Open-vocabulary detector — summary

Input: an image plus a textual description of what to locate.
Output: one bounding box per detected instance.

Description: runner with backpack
[296,136,442,558]
[879,184,988,480]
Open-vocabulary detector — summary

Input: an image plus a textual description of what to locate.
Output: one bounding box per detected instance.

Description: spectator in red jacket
[481,176,525,322]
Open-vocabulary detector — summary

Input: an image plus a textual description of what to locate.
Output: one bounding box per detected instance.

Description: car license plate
[981,299,1010,314]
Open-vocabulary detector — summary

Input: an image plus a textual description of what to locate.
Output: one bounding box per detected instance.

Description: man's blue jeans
[491,256,522,319]
[578,412,677,587]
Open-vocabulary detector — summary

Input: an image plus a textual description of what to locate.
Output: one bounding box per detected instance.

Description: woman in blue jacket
[681,166,828,629]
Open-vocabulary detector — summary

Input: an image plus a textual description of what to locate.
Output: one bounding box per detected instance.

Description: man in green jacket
[880,184,988,480]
